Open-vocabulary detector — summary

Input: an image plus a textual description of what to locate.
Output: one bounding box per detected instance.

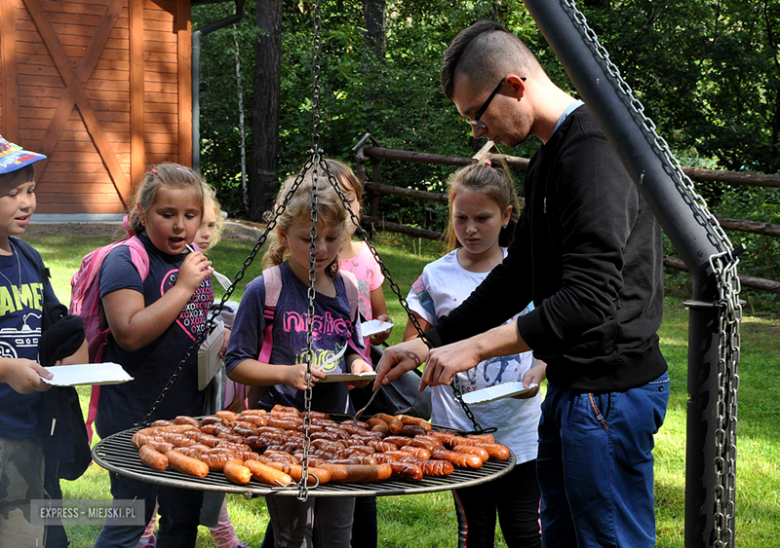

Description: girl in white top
[404,159,545,548]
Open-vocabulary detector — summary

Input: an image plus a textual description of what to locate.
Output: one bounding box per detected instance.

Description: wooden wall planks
[0,0,192,214]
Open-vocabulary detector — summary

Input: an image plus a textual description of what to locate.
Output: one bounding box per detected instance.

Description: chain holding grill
[140,157,317,426]
[144,0,494,502]
[320,162,493,435]
[562,1,742,545]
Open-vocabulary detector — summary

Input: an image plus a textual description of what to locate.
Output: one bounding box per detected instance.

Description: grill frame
[92,425,516,498]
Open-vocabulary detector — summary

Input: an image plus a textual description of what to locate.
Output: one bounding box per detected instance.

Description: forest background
[192,0,780,307]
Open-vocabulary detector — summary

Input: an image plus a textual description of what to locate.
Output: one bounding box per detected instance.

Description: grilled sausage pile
[131,405,510,487]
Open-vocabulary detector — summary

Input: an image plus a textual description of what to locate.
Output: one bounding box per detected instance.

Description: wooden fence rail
[354,137,780,294]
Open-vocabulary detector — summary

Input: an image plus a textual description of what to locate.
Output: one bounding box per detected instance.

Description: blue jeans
[537,373,669,548]
[94,472,203,548]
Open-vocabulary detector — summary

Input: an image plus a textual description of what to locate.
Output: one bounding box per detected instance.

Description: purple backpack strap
[339,270,365,360]
[258,265,283,364]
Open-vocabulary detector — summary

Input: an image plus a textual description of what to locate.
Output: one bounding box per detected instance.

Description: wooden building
[0,0,193,217]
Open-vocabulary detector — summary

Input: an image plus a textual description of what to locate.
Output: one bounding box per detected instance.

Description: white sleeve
[406,272,435,325]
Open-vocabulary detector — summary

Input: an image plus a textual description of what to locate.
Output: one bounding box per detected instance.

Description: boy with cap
[0,135,88,545]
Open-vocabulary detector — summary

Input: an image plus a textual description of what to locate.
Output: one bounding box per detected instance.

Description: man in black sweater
[375,21,669,548]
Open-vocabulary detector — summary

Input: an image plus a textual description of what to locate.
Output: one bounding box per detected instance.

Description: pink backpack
[223,265,361,410]
[69,234,150,442]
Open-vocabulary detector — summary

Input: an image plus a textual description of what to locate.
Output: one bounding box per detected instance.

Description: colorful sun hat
[0,134,46,175]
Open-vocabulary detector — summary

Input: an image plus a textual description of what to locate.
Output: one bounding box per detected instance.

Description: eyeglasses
[464,77,525,129]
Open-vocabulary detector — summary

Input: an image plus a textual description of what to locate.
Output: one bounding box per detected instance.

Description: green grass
[22,228,780,547]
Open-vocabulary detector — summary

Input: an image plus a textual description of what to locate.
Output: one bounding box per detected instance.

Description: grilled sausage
[238,414,268,427]
[148,442,174,455]
[452,445,490,463]
[270,404,300,416]
[478,443,510,461]
[201,415,228,426]
[398,446,431,460]
[244,459,294,486]
[401,424,429,437]
[399,456,454,477]
[468,433,496,444]
[200,423,232,437]
[262,461,333,485]
[367,440,398,453]
[267,416,303,430]
[200,448,235,471]
[389,461,424,482]
[383,436,413,448]
[366,419,390,436]
[167,450,209,478]
[239,409,268,417]
[131,429,158,449]
[372,453,400,464]
[447,436,482,448]
[430,446,482,469]
[138,445,168,471]
[174,415,201,427]
[396,414,432,431]
[318,463,392,483]
[428,430,457,444]
[215,410,239,422]
[374,413,403,434]
[223,458,252,485]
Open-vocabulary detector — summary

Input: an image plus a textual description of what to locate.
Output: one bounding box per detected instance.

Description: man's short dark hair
[441,20,542,102]
[441,21,505,100]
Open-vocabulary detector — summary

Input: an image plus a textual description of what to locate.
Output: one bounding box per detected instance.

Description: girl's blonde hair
[326,159,363,204]
[126,163,206,236]
[202,184,225,249]
[262,166,347,278]
[445,160,521,250]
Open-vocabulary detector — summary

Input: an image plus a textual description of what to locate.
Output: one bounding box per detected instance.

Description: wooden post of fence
[370,156,381,221]
[352,133,383,238]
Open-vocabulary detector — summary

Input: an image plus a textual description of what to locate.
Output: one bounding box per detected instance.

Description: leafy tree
[585,0,780,176]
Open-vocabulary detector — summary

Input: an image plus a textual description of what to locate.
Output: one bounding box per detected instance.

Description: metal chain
[297,154,319,502]
[311,0,322,154]
[320,161,492,434]
[297,0,324,502]
[563,2,742,545]
[709,252,741,547]
[140,157,316,426]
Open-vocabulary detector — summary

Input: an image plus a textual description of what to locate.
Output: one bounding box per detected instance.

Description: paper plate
[42,363,134,387]
[360,319,394,338]
[321,372,377,384]
[461,382,538,405]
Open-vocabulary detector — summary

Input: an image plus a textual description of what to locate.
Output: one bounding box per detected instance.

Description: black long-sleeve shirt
[427,106,667,393]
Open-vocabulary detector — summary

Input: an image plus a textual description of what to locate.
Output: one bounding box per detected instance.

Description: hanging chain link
[297,0,324,501]
[321,162,492,434]
[140,156,316,425]
[297,154,319,501]
[709,253,741,548]
[563,2,742,545]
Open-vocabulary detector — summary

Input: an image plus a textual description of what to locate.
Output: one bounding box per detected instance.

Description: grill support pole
[523,2,731,547]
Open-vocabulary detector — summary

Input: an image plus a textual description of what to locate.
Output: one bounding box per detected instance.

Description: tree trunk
[363,0,386,126]
[249,0,282,221]
[363,0,386,56]
[232,22,248,213]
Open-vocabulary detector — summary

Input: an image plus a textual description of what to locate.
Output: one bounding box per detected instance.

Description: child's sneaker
[234,543,253,548]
